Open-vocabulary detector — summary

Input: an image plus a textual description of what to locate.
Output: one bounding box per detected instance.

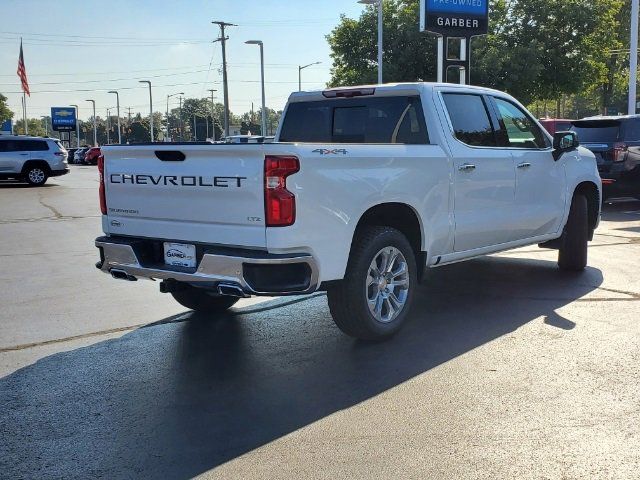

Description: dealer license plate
[163,242,196,268]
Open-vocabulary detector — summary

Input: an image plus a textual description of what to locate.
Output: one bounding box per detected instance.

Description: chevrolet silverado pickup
[95,83,601,340]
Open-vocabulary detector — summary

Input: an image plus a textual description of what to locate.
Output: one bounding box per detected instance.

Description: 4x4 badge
[312,148,348,155]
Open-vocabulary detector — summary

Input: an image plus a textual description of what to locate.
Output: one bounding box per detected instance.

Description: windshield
[571,120,621,143]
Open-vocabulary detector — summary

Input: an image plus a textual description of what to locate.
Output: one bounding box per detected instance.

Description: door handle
[19,153,29,156]
[517,162,531,169]
[458,163,476,172]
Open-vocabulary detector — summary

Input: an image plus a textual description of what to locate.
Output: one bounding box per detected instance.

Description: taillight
[98,154,107,215]
[54,151,65,156]
[264,155,299,227]
[612,142,627,162]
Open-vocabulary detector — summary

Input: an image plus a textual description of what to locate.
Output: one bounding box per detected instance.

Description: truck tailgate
[101,144,266,247]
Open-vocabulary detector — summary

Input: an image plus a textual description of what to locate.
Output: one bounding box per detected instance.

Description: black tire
[170,285,239,313]
[24,165,49,186]
[558,194,589,271]
[327,226,417,340]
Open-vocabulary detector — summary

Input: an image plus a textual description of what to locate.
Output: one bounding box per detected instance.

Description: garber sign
[420,0,489,36]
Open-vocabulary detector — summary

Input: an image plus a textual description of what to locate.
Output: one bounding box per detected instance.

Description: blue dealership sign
[420,0,489,36]
[51,107,77,132]
[0,119,11,134]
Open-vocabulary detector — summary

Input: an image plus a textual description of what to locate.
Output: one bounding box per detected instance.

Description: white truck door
[490,96,567,239]
[440,92,518,252]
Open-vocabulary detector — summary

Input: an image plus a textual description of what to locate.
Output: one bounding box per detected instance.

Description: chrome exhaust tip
[110,269,137,281]
[217,283,250,298]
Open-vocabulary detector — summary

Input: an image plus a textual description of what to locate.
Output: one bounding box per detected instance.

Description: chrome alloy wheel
[28,168,46,184]
[366,246,410,323]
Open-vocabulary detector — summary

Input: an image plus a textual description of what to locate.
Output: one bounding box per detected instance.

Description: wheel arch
[573,181,600,240]
[21,159,52,175]
[350,202,426,280]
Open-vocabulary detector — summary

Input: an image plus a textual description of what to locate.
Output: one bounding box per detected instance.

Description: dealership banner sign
[51,107,77,132]
[420,0,489,36]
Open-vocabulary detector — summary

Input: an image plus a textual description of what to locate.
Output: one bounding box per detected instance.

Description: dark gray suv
[571,116,640,202]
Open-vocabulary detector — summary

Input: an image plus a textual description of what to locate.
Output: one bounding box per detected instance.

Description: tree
[0,93,13,124]
[14,118,46,136]
[327,0,622,108]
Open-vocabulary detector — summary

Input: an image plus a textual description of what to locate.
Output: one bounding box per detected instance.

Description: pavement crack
[37,192,63,219]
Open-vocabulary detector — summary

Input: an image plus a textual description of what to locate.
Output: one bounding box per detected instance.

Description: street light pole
[298,61,321,92]
[179,95,183,141]
[358,0,383,84]
[106,109,111,145]
[245,40,266,136]
[70,104,80,147]
[85,99,96,146]
[629,0,639,115]
[108,91,121,144]
[139,80,154,142]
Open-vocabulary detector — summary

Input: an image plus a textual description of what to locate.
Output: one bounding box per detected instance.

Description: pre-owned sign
[51,107,77,132]
[420,0,489,36]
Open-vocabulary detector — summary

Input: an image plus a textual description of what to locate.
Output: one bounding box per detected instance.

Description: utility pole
[208,89,217,140]
[179,95,183,141]
[629,0,639,115]
[127,107,132,125]
[213,21,236,138]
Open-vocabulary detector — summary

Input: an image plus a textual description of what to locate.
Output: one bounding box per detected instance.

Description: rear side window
[623,119,640,141]
[571,120,621,143]
[442,93,496,147]
[0,140,9,152]
[19,140,49,151]
[279,95,429,144]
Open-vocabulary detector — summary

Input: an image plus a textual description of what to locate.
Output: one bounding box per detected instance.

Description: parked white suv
[0,136,69,186]
[95,83,601,340]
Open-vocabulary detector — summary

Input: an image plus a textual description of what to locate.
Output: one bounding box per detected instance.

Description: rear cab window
[279,95,429,144]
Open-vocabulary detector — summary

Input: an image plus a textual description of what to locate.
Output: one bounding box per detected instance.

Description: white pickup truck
[95,83,601,340]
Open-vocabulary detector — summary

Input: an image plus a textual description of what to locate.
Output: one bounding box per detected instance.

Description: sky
[0,0,367,122]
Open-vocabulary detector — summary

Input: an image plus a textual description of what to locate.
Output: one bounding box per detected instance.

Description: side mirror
[552,131,579,160]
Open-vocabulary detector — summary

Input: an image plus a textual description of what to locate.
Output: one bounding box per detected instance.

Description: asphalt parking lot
[1,167,639,479]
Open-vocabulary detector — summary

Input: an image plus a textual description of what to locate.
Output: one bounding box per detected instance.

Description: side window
[0,141,8,152]
[394,97,429,144]
[493,97,549,149]
[23,140,49,151]
[442,93,496,147]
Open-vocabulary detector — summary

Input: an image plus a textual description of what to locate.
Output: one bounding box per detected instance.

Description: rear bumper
[95,236,319,296]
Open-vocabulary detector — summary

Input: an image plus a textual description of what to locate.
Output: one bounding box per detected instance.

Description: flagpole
[22,92,28,135]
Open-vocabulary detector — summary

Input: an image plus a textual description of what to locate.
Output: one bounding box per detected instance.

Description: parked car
[96,82,601,340]
[73,147,89,164]
[0,135,69,186]
[84,147,101,165]
[571,115,640,202]
[67,148,78,163]
[539,118,574,135]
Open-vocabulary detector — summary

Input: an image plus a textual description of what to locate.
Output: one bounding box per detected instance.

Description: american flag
[17,39,30,97]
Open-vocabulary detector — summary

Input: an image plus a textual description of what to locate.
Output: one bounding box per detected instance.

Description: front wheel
[25,166,49,186]
[171,285,239,313]
[327,226,417,340]
[558,194,589,271]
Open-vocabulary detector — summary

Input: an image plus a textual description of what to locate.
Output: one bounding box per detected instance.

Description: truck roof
[289,82,509,103]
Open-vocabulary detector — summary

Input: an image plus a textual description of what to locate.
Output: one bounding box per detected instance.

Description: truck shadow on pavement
[0,256,603,479]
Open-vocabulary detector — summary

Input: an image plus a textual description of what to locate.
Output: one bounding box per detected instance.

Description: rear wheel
[558,194,589,271]
[25,165,49,186]
[327,226,417,340]
[171,285,239,313]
